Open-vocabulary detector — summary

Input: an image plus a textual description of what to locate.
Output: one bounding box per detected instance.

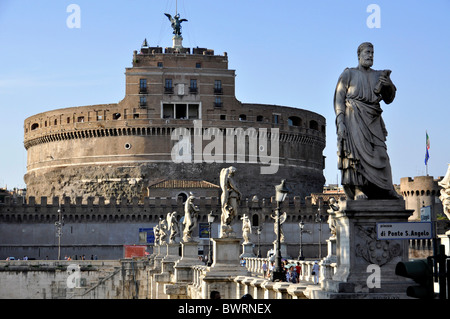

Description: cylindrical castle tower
[400,175,444,221]
[23,40,326,202]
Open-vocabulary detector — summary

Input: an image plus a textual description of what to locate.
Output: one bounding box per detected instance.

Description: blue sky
[0,0,449,190]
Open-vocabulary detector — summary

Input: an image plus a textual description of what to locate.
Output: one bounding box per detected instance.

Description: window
[140,96,147,107]
[273,114,280,124]
[162,103,200,120]
[309,120,319,130]
[214,80,222,94]
[239,114,247,121]
[157,62,163,67]
[112,113,121,120]
[220,115,226,120]
[190,79,198,93]
[288,116,302,127]
[196,62,201,68]
[139,79,147,93]
[175,104,187,119]
[256,115,264,122]
[214,96,222,107]
[77,116,85,123]
[31,123,39,131]
[165,79,173,93]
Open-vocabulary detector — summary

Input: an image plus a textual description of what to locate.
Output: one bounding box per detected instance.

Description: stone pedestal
[273,242,291,260]
[200,238,250,299]
[173,241,200,282]
[161,243,181,274]
[240,242,255,258]
[173,35,183,49]
[312,199,414,299]
[164,241,200,299]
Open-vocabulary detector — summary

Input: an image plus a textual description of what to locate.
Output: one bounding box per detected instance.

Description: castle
[23,32,326,203]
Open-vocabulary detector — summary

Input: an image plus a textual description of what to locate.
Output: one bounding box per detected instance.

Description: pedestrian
[286,266,298,283]
[269,261,274,278]
[312,261,320,284]
[262,261,268,278]
[295,262,301,281]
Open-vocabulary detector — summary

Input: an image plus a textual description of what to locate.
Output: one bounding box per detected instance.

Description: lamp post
[207,211,215,266]
[256,226,262,258]
[271,180,289,282]
[315,202,323,260]
[298,221,305,260]
[55,205,64,260]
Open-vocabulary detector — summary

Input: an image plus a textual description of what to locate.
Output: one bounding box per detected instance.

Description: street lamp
[315,202,323,260]
[207,211,215,266]
[298,221,305,260]
[256,226,262,258]
[271,179,289,282]
[55,205,64,260]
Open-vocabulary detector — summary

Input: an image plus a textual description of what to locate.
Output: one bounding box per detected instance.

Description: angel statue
[164,13,188,37]
[158,217,168,245]
[219,166,241,238]
[241,214,252,244]
[166,211,180,244]
[271,211,287,243]
[182,193,199,242]
[154,223,160,245]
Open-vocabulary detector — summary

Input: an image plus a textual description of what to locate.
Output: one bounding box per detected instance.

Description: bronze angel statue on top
[164,13,188,36]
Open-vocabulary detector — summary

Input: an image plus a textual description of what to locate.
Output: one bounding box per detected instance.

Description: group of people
[261,260,320,284]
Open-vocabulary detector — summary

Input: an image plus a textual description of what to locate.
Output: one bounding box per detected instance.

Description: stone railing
[243,257,337,284]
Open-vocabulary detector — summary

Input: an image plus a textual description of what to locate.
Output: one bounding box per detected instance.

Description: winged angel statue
[164,13,188,36]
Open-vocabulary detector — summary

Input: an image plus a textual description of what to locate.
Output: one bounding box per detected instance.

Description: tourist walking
[312,261,320,284]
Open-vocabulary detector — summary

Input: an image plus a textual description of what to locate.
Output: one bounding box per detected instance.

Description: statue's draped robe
[334,67,396,197]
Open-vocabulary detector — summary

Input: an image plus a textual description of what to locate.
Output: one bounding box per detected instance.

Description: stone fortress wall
[0,194,330,260]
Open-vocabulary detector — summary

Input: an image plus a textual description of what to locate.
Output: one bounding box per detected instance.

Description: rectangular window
[162,103,200,120]
[165,79,173,93]
[190,79,198,93]
[214,80,222,94]
[214,96,222,107]
[140,79,147,93]
[140,96,147,107]
[273,114,280,124]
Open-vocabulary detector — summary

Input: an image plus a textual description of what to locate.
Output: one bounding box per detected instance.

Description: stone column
[240,242,255,258]
[312,199,414,299]
[200,238,249,299]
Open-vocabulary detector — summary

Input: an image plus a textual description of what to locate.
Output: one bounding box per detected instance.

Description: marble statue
[164,13,188,36]
[219,166,241,238]
[154,223,160,245]
[182,193,199,242]
[271,211,286,243]
[159,217,168,245]
[327,197,339,239]
[334,42,400,200]
[166,211,179,244]
[241,214,252,244]
[438,164,450,220]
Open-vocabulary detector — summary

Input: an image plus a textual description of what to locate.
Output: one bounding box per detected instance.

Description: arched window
[31,123,39,130]
[288,116,302,127]
[309,120,319,130]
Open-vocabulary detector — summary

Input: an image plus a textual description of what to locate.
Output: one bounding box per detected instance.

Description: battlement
[0,195,328,224]
[399,175,444,196]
